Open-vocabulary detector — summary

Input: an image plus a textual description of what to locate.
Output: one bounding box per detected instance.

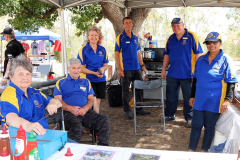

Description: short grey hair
[9,55,32,77]
[67,58,81,67]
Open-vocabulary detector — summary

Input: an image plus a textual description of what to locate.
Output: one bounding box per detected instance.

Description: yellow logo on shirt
[182,40,187,45]
[34,100,42,108]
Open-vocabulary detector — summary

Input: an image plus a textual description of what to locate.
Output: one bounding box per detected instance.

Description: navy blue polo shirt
[53,75,95,107]
[148,35,158,48]
[164,29,203,79]
[115,31,141,71]
[0,82,51,128]
[193,49,238,113]
[77,43,109,82]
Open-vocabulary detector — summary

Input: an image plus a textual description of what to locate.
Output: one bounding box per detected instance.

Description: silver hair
[67,58,81,67]
[9,55,32,76]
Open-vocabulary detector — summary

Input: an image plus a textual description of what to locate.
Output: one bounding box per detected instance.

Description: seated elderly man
[0,55,61,135]
[53,58,110,146]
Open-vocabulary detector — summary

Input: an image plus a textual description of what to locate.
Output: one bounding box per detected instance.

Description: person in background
[0,55,62,135]
[53,58,110,145]
[161,18,203,126]
[1,27,26,87]
[144,32,158,48]
[77,26,108,113]
[115,17,150,119]
[188,32,238,152]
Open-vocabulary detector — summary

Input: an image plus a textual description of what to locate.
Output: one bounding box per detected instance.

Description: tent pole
[59,8,68,76]
[1,40,2,74]
[125,8,127,17]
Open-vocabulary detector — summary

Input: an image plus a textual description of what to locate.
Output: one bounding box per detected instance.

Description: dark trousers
[64,110,110,145]
[121,69,143,113]
[188,109,220,151]
[165,76,193,121]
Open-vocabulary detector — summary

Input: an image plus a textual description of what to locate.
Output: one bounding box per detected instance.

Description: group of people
[0,15,238,152]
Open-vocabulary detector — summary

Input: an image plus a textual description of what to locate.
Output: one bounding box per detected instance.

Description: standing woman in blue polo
[77,26,109,113]
[188,32,238,152]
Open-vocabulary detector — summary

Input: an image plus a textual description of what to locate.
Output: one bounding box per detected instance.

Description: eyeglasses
[205,41,220,45]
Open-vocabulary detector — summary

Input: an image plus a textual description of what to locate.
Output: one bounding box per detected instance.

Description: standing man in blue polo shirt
[53,58,110,145]
[144,32,158,48]
[161,18,203,125]
[115,17,150,119]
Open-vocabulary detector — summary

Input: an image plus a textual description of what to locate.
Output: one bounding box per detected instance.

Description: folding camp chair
[133,79,165,136]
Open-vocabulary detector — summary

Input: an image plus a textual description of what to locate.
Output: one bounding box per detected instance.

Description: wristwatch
[141,64,145,68]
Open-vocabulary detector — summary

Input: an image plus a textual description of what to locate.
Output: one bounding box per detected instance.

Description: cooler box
[9,127,67,160]
[107,84,122,107]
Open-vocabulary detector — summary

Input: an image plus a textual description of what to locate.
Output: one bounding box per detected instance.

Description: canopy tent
[0,28,61,41]
[38,0,240,76]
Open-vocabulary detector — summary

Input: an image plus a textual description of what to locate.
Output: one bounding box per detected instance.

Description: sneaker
[136,109,151,115]
[165,116,175,121]
[124,112,133,119]
[187,119,192,128]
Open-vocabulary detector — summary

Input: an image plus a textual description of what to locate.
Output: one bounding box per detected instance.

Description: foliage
[226,8,240,31]
[68,3,103,36]
[0,0,58,33]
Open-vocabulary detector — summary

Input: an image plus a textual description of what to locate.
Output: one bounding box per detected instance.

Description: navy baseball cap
[1,27,14,34]
[171,18,183,25]
[203,32,221,44]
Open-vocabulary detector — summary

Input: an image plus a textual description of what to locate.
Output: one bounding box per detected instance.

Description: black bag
[107,82,122,107]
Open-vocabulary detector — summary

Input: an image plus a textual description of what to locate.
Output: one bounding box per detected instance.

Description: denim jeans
[188,109,220,151]
[165,76,192,121]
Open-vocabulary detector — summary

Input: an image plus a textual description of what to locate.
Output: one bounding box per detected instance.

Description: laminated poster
[129,153,160,160]
[79,148,115,160]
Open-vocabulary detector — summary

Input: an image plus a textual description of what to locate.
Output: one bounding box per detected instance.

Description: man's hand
[77,107,88,116]
[1,78,7,86]
[46,99,62,115]
[161,70,166,80]
[189,98,195,107]
[95,72,103,78]
[25,122,46,135]
[118,68,124,78]
[71,106,81,116]
[220,99,231,113]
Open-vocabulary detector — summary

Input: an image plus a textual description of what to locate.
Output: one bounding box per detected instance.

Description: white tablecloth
[214,105,240,153]
[46,143,238,160]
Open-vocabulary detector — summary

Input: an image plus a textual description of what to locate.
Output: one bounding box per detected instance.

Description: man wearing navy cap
[115,17,150,119]
[1,27,26,86]
[161,18,203,126]
[144,32,158,48]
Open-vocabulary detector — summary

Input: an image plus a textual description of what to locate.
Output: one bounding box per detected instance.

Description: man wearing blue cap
[161,18,203,126]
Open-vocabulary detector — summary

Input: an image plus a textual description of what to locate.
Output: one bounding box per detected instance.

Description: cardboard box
[9,127,67,160]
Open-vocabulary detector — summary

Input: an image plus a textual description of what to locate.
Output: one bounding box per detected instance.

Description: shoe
[124,112,133,119]
[165,116,175,121]
[187,119,192,128]
[136,109,151,115]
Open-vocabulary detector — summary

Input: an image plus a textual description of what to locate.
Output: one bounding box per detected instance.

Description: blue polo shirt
[77,43,109,82]
[0,82,51,128]
[193,49,238,113]
[115,31,141,71]
[53,75,95,107]
[164,29,203,79]
[148,35,158,48]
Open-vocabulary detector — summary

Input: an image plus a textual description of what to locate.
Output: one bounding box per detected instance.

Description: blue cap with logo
[171,18,183,25]
[203,32,221,44]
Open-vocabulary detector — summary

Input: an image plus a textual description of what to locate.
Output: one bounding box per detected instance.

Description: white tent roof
[39,0,240,8]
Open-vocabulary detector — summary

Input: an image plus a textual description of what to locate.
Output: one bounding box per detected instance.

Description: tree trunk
[100,2,151,81]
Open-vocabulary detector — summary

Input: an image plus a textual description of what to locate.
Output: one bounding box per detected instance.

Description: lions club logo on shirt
[80,85,86,92]
[34,100,42,108]
[182,40,187,45]
[134,39,138,44]
[98,51,104,57]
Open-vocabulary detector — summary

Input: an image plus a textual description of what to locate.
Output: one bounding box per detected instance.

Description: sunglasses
[205,41,220,45]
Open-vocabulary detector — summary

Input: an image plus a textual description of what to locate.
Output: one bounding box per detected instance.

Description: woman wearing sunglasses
[188,32,238,152]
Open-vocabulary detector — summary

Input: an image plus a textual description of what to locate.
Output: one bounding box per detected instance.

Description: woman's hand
[220,99,231,113]
[46,99,62,115]
[189,98,195,107]
[95,70,103,78]
[25,122,46,135]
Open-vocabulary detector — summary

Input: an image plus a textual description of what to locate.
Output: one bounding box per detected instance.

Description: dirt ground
[81,93,205,152]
